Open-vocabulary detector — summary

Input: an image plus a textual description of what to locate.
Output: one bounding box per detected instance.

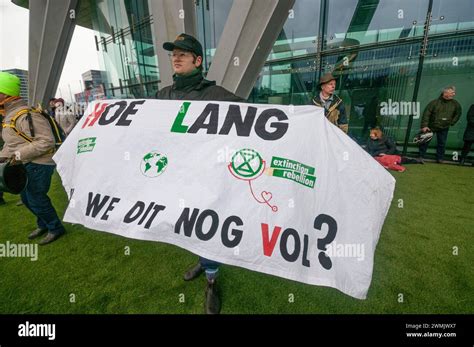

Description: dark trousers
[419,128,449,160]
[461,140,473,159]
[20,163,65,235]
[199,257,220,281]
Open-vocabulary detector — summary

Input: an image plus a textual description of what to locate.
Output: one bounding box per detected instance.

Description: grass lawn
[0,163,472,314]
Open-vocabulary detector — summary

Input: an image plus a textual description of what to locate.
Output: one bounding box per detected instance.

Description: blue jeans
[199,257,220,281]
[20,163,65,235]
[419,128,449,160]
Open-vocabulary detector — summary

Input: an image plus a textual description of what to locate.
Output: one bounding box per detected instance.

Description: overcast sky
[0,0,100,102]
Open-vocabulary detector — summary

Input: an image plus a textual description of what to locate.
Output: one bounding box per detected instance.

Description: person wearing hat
[156,33,243,102]
[310,73,348,134]
[0,71,66,245]
[155,33,244,314]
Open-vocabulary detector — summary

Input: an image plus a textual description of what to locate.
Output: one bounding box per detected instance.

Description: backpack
[2,106,66,152]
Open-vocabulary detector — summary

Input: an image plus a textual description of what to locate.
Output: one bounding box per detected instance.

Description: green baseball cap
[0,72,21,97]
[163,33,204,58]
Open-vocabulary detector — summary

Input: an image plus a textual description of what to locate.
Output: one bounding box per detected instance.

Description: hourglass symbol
[227,148,278,212]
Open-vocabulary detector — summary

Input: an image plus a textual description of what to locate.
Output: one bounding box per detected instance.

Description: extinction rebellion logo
[229,148,265,179]
[269,156,316,188]
[140,151,168,178]
[228,149,317,212]
[228,148,278,212]
[77,137,97,154]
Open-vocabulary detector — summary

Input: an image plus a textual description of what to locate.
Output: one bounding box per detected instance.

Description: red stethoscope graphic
[228,149,278,212]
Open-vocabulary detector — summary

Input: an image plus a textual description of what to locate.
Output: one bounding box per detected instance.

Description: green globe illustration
[141,151,168,177]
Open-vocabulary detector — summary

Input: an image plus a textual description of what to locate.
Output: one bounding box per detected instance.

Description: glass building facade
[89,0,474,155]
[89,0,158,98]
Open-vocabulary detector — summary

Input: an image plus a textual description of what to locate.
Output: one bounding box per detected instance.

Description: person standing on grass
[459,104,474,166]
[310,73,349,134]
[0,72,66,245]
[155,33,243,314]
[419,86,462,163]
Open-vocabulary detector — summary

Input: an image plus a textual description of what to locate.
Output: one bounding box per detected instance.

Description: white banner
[54,99,395,299]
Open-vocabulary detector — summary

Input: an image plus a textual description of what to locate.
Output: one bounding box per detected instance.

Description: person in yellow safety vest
[0,71,65,245]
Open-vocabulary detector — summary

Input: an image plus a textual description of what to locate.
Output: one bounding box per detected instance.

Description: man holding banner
[156,33,243,314]
[54,35,395,315]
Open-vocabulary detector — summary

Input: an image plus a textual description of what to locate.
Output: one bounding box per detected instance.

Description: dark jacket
[463,104,474,142]
[311,93,348,133]
[155,72,244,102]
[367,136,397,156]
[421,95,462,131]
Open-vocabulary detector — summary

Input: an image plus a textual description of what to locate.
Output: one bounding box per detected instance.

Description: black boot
[28,228,48,240]
[183,262,204,281]
[205,279,221,314]
[38,232,63,246]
